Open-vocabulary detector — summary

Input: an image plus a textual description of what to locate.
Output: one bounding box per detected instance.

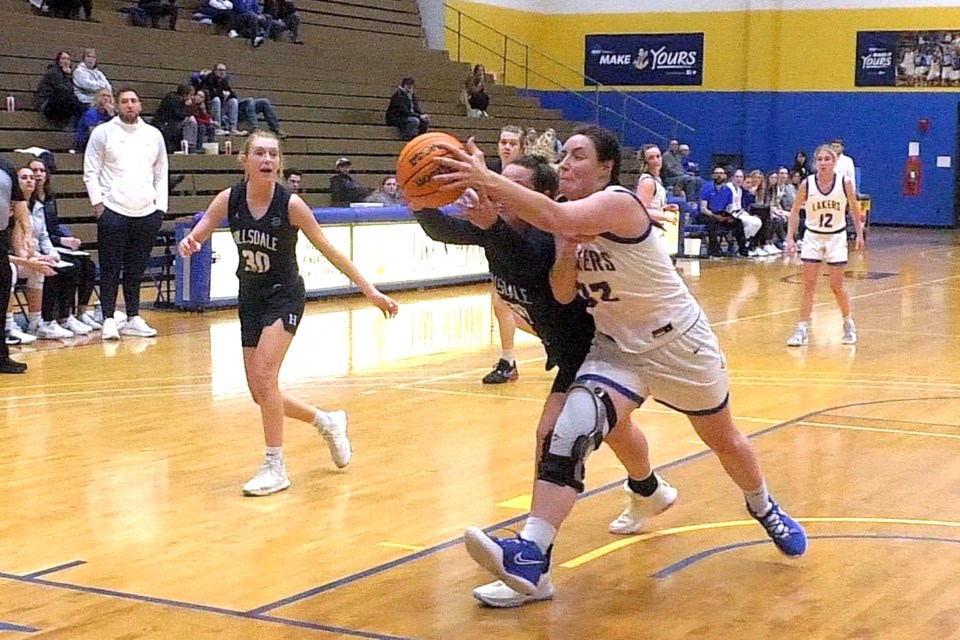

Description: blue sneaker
[747,498,807,557]
[463,527,550,596]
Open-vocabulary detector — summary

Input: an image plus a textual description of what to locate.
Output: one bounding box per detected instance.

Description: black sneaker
[482,359,518,384]
[0,357,27,374]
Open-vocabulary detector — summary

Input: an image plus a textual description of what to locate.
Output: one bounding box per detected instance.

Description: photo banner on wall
[856,30,960,87]
[584,33,704,86]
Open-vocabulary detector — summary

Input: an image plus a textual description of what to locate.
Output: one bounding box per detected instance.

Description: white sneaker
[787,324,808,347]
[37,320,74,340]
[242,459,290,496]
[114,311,128,329]
[121,316,158,338]
[318,410,351,468]
[78,311,102,330]
[227,28,239,37]
[61,315,92,335]
[6,326,36,345]
[230,128,248,136]
[842,318,857,345]
[102,318,120,341]
[473,575,555,608]
[608,475,678,535]
[214,129,230,136]
[748,247,763,258]
[764,244,781,255]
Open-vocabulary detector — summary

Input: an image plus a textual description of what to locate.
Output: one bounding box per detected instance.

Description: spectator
[30,158,100,333]
[189,90,216,149]
[528,129,558,163]
[228,0,267,48]
[72,48,112,108]
[192,0,232,26]
[46,0,96,21]
[75,87,115,152]
[364,176,403,206]
[791,150,810,180]
[284,168,302,194]
[831,138,857,192]
[679,143,700,176]
[546,127,562,159]
[386,76,430,141]
[522,127,538,155]
[661,139,704,202]
[329,157,368,207]
[698,166,746,258]
[463,64,489,117]
[486,125,522,174]
[126,0,177,29]
[263,0,302,44]
[202,64,286,138]
[83,87,167,341]
[35,51,86,129]
[199,64,244,136]
[152,84,199,153]
[726,169,762,255]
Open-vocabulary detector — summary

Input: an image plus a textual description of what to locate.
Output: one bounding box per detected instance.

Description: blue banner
[856,32,898,86]
[584,33,704,86]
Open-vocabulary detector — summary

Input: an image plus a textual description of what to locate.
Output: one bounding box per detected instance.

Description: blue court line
[0,621,39,633]
[653,534,960,579]
[0,571,416,640]
[249,417,797,615]
[22,560,87,579]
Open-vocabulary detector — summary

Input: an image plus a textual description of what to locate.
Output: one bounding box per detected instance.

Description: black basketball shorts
[238,277,306,348]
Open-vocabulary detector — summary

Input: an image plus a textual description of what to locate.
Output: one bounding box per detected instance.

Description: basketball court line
[799,421,960,440]
[652,534,960,579]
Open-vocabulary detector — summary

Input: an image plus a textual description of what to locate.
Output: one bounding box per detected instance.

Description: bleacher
[0,0,582,280]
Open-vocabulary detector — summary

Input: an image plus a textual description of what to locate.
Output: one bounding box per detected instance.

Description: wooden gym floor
[2,227,959,639]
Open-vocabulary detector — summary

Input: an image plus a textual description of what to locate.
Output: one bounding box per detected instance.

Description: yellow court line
[560,517,960,569]
[378,542,425,552]
[800,422,960,440]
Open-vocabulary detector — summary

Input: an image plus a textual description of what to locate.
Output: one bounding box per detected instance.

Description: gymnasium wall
[445,0,960,226]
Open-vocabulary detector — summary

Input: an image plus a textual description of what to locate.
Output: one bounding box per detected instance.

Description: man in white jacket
[831,138,857,192]
[83,88,168,340]
[73,49,112,107]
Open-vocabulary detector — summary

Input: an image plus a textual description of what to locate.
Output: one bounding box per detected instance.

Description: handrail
[448,27,667,142]
[444,4,695,141]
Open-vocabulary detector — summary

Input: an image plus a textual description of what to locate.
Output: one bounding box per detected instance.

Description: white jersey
[637,173,666,217]
[804,173,848,234]
[575,185,701,354]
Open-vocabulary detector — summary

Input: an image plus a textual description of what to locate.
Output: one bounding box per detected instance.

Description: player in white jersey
[436,125,807,606]
[634,144,680,255]
[786,144,864,347]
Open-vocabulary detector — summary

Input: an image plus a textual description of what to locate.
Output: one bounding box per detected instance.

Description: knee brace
[537,381,618,492]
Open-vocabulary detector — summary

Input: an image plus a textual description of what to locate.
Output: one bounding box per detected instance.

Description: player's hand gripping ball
[396,132,465,210]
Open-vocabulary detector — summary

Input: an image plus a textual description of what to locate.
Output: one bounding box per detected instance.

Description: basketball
[396,132,464,210]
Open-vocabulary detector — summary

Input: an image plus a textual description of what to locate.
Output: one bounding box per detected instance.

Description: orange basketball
[396,132,464,210]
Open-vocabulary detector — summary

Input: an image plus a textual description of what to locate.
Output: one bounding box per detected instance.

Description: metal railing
[445,4,695,144]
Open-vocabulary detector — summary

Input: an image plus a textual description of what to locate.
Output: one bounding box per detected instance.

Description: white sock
[28,312,41,330]
[520,516,557,554]
[265,446,283,464]
[5,314,15,330]
[500,349,515,364]
[744,480,770,516]
[313,409,332,430]
[797,321,808,331]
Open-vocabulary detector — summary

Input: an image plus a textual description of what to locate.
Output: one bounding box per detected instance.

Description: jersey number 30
[241,250,271,274]
[576,281,620,307]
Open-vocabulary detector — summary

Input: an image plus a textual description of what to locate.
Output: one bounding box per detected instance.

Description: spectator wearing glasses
[698,167,746,258]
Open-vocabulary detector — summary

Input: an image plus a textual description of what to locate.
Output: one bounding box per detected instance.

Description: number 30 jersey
[228,181,299,287]
[576,186,701,354]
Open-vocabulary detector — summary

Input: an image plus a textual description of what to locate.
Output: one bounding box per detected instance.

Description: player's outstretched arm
[289,195,398,318]
[179,189,231,257]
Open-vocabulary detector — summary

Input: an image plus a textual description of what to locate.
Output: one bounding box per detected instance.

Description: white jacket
[83,117,168,217]
[73,63,112,105]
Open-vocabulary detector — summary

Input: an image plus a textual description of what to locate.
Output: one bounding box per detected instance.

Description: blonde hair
[813,143,837,161]
[239,131,283,179]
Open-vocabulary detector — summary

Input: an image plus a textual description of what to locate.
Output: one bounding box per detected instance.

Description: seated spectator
[485,125,522,174]
[365,176,403,206]
[192,0,232,26]
[527,129,558,163]
[662,139,704,202]
[228,0,268,48]
[330,157,369,207]
[123,0,177,29]
[263,0,302,44]
[726,169,762,255]
[35,51,86,129]
[523,127,538,155]
[75,87,114,152]
[679,143,699,176]
[791,150,810,180]
[73,49,112,108]
[462,64,489,117]
[284,168,302,194]
[546,127,562,159]
[200,64,286,137]
[15,166,75,339]
[46,0,95,20]
[30,158,99,334]
[152,84,199,153]
[386,76,430,141]
[698,166,746,258]
[188,90,216,149]
[198,64,243,136]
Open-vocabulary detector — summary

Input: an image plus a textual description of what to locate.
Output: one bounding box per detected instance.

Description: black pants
[468,91,490,111]
[700,214,747,256]
[41,254,95,320]
[1,238,11,362]
[97,208,163,318]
